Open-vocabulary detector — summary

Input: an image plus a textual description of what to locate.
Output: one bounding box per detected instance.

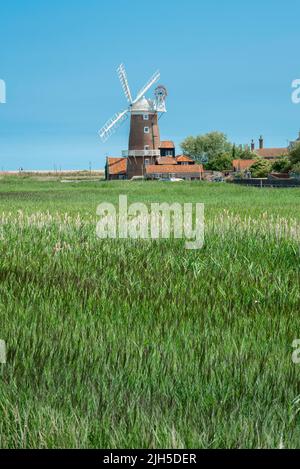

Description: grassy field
[1,176,300,448]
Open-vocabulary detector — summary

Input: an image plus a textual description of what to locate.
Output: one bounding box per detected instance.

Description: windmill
[99,64,167,177]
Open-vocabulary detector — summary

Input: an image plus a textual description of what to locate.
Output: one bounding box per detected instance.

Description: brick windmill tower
[99,64,167,178]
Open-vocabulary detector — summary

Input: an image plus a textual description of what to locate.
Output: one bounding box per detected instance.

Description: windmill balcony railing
[122,150,161,158]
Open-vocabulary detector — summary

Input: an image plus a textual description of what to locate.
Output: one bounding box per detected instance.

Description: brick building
[232,159,256,172]
[106,144,203,181]
[159,141,175,157]
[250,136,288,160]
[106,157,127,180]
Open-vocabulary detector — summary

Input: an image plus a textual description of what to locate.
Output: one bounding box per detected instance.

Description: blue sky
[0,0,299,170]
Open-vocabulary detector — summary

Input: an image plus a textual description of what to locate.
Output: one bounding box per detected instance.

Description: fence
[233,178,300,188]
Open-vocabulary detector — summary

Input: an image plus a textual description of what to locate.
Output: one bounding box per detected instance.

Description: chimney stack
[259,135,264,149]
[251,139,255,152]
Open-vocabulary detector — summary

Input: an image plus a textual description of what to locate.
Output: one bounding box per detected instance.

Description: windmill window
[143,114,149,120]
[144,127,150,134]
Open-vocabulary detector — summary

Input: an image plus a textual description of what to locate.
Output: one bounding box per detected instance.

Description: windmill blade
[117,64,133,104]
[98,109,129,142]
[132,70,160,104]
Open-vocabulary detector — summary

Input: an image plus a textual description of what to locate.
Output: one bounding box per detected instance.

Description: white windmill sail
[99,109,129,142]
[132,70,160,104]
[117,64,133,104]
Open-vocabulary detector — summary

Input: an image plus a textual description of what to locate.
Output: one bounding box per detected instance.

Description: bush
[250,159,272,178]
[272,158,292,173]
[291,162,300,175]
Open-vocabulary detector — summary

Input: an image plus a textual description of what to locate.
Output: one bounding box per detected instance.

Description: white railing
[122,150,161,158]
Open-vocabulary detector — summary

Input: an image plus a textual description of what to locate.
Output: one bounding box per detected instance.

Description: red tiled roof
[232,159,256,171]
[107,157,127,175]
[145,164,203,175]
[176,155,194,163]
[156,157,177,165]
[255,148,288,158]
[159,140,175,149]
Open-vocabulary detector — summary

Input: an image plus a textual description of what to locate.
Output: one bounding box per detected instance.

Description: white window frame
[143,114,149,120]
[144,145,150,151]
[144,127,150,134]
[145,159,150,166]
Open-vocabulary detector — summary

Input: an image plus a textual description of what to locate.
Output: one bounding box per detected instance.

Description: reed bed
[0,179,300,448]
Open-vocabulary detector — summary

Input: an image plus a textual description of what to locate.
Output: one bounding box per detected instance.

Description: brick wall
[128,114,160,151]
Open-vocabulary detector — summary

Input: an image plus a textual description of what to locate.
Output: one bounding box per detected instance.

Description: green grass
[1,176,300,448]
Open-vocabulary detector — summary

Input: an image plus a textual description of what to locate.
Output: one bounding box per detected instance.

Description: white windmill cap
[131,96,155,112]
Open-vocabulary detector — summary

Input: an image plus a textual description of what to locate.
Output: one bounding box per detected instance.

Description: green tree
[232,144,237,160]
[205,153,233,171]
[180,132,232,163]
[289,142,300,165]
[235,148,255,160]
[250,159,272,178]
